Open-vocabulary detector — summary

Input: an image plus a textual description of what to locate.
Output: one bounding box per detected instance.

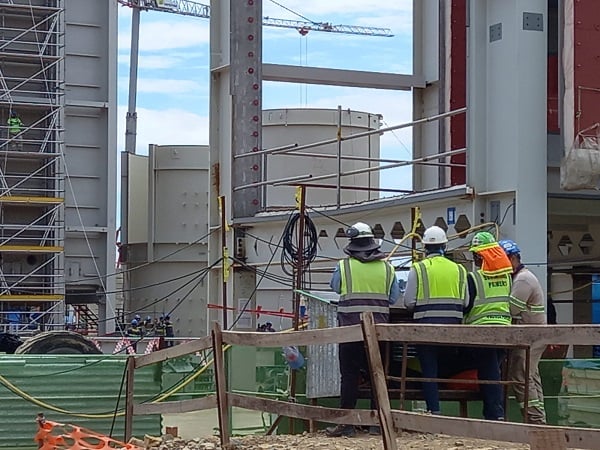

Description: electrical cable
[280,211,318,277]
[267,0,316,23]
[109,362,128,437]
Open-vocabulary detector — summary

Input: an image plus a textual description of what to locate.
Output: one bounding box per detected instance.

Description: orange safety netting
[35,420,143,450]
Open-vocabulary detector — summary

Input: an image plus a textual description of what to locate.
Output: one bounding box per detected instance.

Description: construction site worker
[143,316,154,335]
[156,315,167,349]
[127,319,142,353]
[127,319,142,337]
[499,239,547,424]
[164,314,175,347]
[403,225,469,415]
[466,231,513,421]
[7,110,24,150]
[326,222,400,438]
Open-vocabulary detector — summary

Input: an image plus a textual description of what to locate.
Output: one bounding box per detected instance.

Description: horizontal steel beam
[262,63,426,90]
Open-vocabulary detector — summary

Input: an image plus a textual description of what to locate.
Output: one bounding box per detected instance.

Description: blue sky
[116,0,414,192]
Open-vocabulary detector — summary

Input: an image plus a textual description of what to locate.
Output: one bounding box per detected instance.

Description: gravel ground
[146,431,531,450]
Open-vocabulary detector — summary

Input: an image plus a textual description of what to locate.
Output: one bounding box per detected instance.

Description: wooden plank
[377,323,600,347]
[229,393,377,426]
[133,395,217,415]
[390,409,600,449]
[134,335,213,368]
[361,312,397,450]
[212,322,230,447]
[124,356,135,442]
[221,325,362,347]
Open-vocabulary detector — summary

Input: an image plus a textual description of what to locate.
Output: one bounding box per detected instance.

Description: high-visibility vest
[127,326,142,336]
[338,257,394,326]
[464,270,512,325]
[7,117,23,135]
[413,256,467,324]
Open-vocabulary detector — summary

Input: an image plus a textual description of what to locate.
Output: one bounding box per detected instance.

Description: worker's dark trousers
[338,341,380,410]
[473,347,504,420]
[416,345,441,413]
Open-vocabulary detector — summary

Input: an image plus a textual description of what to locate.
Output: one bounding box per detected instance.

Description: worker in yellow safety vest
[465,231,513,421]
[403,225,469,414]
[326,222,400,438]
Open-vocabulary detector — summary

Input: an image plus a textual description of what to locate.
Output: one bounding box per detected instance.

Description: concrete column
[467,0,548,293]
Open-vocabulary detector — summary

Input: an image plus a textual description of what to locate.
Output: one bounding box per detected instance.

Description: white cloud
[119,20,210,51]
[117,106,209,154]
[135,77,204,94]
[118,53,184,70]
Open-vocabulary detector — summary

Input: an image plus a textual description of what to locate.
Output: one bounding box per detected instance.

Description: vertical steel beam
[230,0,262,218]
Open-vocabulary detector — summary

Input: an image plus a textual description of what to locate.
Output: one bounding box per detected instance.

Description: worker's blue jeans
[416,345,441,413]
[472,347,505,420]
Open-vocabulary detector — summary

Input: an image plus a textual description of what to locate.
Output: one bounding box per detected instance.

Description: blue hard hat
[131,319,139,326]
[498,239,521,256]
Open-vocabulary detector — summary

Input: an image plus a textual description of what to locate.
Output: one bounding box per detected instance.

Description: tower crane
[118,0,394,153]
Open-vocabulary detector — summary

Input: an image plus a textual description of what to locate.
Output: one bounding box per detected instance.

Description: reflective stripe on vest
[464,270,512,325]
[413,256,466,323]
[338,258,393,325]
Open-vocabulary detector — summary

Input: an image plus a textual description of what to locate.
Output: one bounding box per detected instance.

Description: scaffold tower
[0,0,65,333]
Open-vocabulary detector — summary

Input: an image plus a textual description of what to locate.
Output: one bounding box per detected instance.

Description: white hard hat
[346,222,374,239]
[422,226,448,244]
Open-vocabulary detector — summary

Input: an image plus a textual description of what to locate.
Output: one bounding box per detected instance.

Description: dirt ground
[155,431,531,450]
[158,410,541,449]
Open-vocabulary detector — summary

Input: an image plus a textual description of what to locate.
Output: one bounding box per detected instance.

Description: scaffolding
[0,0,65,334]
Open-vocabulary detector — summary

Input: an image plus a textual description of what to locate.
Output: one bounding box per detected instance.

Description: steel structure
[0,0,65,332]
[0,0,117,335]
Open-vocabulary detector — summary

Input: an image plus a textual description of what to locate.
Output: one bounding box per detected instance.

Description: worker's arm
[464,273,476,315]
[402,267,418,311]
[509,278,530,317]
[329,262,341,294]
[388,265,401,305]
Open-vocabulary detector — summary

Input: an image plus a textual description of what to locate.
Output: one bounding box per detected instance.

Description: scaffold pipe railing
[235,107,467,160]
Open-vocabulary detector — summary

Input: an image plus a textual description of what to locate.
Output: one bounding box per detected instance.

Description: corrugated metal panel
[0,355,161,448]
[305,293,340,399]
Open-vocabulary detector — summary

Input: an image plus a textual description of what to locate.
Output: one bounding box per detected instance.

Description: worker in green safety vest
[7,111,24,150]
[465,231,513,421]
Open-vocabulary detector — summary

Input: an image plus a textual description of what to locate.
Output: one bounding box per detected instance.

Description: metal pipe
[233,142,298,159]
[275,182,413,193]
[336,105,342,208]
[235,148,466,191]
[273,150,466,167]
[233,174,312,191]
[236,107,467,160]
[124,6,140,154]
[296,147,466,184]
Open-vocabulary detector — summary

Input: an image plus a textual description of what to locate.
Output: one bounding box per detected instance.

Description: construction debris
[146,431,529,450]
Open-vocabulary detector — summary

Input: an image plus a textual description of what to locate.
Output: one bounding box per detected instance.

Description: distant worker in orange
[465,232,513,421]
[499,239,546,424]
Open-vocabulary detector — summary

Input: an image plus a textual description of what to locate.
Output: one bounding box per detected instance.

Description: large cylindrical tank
[262,108,382,208]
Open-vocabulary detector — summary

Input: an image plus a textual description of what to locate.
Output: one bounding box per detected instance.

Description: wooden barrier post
[212,322,230,447]
[124,356,135,442]
[361,312,397,450]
